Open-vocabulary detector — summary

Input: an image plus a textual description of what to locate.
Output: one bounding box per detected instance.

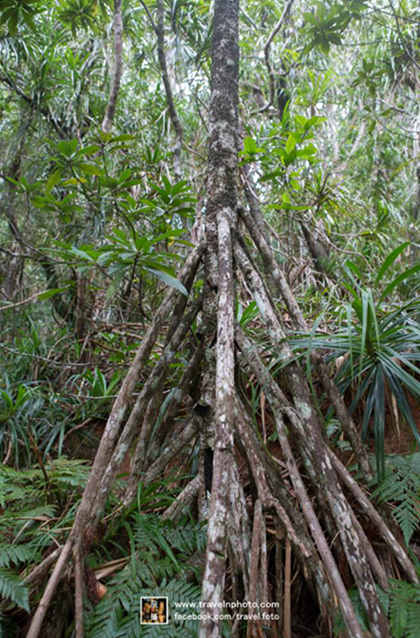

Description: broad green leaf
[285,134,296,154]
[244,137,257,154]
[106,272,126,300]
[78,163,101,176]
[78,144,100,156]
[45,169,62,193]
[147,269,188,296]
[57,139,78,157]
[119,168,132,182]
[70,247,96,262]
[37,288,67,301]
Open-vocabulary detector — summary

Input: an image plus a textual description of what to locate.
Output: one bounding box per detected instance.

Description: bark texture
[199,0,240,635]
[101,0,123,133]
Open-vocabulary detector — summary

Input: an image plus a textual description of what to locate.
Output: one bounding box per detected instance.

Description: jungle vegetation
[1,0,420,636]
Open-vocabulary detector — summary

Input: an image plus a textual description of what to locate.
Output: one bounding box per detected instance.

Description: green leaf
[78,144,101,156]
[106,272,126,300]
[244,137,257,154]
[296,144,317,158]
[57,139,78,157]
[328,33,342,45]
[22,11,36,31]
[320,38,331,54]
[7,10,18,36]
[380,264,420,302]
[284,148,297,166]
[375,242,410,286]
[147,269,188,296]
[345,259,363,281]
[37,288,67,301]
[285,134,296,154]
[45,169,63,193]
[118,168,132,182]
[78,163,101,177]
[70,247,96,262]
[303,12,319,26]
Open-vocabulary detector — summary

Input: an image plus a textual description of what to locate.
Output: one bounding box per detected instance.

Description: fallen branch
[0,289,60,312]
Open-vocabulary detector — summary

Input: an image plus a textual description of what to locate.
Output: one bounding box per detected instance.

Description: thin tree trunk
[199,0,239,635]
[102,0,123,133]
[156,0,183,181]
[74,548,84,638]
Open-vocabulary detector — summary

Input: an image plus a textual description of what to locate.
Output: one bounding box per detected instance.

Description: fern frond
[47,456,90,489]
[392,498,420,546]
[389,580,420,638]
[0,569,29,612]
[163,520,207,555]
[406,599,420,638]
[85,514,208,637]
[371,453,420,545]
[0,543,39,568]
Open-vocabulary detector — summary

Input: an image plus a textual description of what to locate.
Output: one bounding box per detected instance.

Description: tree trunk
[199,0,239,633]
[24,2,418,637]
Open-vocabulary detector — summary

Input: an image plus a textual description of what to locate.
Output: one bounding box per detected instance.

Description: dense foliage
[1,0,420,637]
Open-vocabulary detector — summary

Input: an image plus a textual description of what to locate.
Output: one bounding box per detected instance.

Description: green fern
[163,520,207,555]
[47,456,90,489]
[86,576,202,638]
[84,515,208,638]
[0,543,39,568]
[0,569,29,612]
[0,455,93,628]
[0,456,90,535]
[371,453,420,545]
[334,580,420,638]
[406,597,420,638]
[0,465,42,509]
[388,580,420,638]
[0,457,89,496]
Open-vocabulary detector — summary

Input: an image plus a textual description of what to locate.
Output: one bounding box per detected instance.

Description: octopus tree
[26,1,418,637]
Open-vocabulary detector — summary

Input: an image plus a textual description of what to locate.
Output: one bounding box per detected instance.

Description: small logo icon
[140,596,168,625]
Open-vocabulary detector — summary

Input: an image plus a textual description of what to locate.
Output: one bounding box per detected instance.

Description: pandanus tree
[20,1,420,638]
[0,1,419,637]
